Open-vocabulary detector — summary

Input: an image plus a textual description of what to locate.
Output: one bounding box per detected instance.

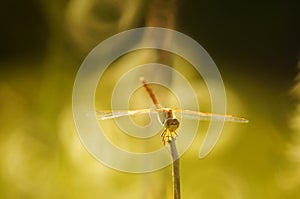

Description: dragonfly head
[163,118,180,131]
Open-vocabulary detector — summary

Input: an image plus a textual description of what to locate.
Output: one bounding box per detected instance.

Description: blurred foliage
[0,0,300,199]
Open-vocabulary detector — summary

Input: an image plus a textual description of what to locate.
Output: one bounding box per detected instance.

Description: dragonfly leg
[161,129,177,145]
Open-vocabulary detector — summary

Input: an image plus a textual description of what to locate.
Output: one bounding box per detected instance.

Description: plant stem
[170,140,180,199]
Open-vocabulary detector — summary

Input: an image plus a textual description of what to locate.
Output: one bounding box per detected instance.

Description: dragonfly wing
[173,109,248,123]
[94,109,154,120]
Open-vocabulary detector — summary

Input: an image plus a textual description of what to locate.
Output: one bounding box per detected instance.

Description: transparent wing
[93,109,155,120]
[172,109,248,123]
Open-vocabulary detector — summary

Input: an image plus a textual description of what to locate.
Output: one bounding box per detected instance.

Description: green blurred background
[0,0,300,198]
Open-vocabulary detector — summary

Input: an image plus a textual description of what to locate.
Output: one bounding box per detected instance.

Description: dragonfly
[94,77,248,144]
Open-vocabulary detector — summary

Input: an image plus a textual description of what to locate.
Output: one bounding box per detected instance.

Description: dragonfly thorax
[163,118,180,131]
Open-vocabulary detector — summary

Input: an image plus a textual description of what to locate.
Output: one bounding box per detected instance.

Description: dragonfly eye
[164,118,180,131]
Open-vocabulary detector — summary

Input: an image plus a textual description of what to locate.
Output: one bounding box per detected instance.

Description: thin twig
[144,3,180,198]
[170,139,180,199]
